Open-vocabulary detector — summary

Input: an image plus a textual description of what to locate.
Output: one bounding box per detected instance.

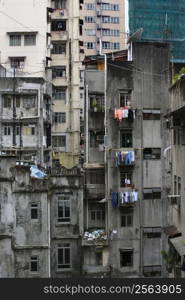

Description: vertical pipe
[85,84,89,163]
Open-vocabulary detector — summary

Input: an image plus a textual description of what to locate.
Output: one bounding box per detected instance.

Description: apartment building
[83,41,170,277]
[81,0,127,55]
[0,0,52,166]
[51,0,83,168]
[163,76,185,278]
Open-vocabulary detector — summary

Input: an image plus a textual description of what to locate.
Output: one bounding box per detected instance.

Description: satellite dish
[127,28,143,44]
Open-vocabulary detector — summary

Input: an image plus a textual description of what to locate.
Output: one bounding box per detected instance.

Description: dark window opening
[120,250,133,267]
[120,131,132,148]
[51,20,66,31]
[143,148,161,159]
[58,244,71,269]
[31,203,38,219]
[30,256,38,272]
[143,188,161,200]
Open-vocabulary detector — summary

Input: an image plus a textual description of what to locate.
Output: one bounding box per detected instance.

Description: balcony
[51,9,68,19]
[51,31,68,41]
[111,190,138,208]
[113,107,135,123]
[86,183,105,198]
[115,150,135,167]
[52,76,68,86]
[82,230,109,246]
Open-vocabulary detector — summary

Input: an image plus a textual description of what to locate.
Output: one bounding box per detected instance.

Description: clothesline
[114,107,135,122]
[112,191,138,208]
[116,151,135,166]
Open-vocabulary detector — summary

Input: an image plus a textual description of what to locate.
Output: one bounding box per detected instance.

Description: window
[90,131,104,147]
[54,112,66,123]
[89,171,105,184]
[143,188,161,200]
[58,197,70,223]
[101,3,119,10]
[143,109,160,120]
[120,250,133,267]
[15,96,20,107]
[10,57,25,68]
[90,210,105,222]
[52,66,66,78]
[143,228,161,238]
[174,127,181,145]
[52,42,66,54]
[85,42,96,49]
[31,126,35,135]
[16,126,20,136]
[4,125,11,135]
[84,16,96,23]
[54,0,66,9]
[143,266,161,277]
[85,3,95,10]
[102,29,120,36]
[120,91,131,107]
[31,203,38,219]
[102,41,111,49]
[3,95,11,108]
[53,87,66,100]
[57,244,71,269]
[30,256,38,272]
[121,209,133,227]
[9,34,21,46]
[52,135,66,147]
[23,95,36,108]
[120,130,132,148]
[51,20,66,31]
[24,34,36,46]
[88,203,105,228]
[120,171,132,187]
[143,148,161,159]
[102,16,119,23]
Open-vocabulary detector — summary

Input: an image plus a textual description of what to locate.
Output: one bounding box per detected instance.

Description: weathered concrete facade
[83,42,170,277]
[164,76,185,278]
[0,156,83,277]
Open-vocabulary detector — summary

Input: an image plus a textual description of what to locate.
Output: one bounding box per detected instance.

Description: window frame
[24,34,36,46]
[31,203,39,220]
[57,197,71,223]
[57,244,71,269]
[30,255,39,273]
[9,34,21,46]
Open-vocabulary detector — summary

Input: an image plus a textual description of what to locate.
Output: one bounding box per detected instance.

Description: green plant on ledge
[161,249,179,273]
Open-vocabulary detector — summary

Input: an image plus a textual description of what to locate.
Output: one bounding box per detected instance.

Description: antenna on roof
[127,28,143,44]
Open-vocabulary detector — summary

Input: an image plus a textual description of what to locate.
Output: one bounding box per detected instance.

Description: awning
[163,225,180,237]
[170,236,185,256]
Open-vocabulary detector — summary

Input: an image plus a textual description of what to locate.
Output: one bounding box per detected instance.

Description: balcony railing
[111,190,138,208]
[115,150,135,167]
[82,230,108,246]
[114,107,135,122]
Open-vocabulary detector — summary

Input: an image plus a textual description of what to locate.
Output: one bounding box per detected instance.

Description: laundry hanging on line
[115,151,135,166]
[111,191,138,207]
[114,107,135,121]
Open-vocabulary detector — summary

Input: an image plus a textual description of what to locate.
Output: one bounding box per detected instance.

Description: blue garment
[112,192,118,208]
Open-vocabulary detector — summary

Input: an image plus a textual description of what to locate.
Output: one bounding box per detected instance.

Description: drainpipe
[85,84,89,164]
[99,40,109,235]
[47,195,51,277]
